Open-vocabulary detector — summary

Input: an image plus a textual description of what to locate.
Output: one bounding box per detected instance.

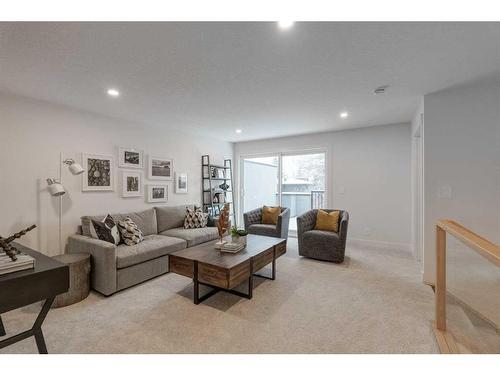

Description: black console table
[0,243,69,354]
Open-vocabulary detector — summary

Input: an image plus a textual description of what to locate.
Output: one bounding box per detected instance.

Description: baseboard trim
[431,321,460,354]
[348,238,412,252]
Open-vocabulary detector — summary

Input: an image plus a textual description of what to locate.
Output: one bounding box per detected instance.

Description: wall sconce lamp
[46,178,66,196]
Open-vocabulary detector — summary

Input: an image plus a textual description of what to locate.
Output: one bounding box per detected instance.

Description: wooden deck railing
[310,190,325,209]
[434,220,500,352]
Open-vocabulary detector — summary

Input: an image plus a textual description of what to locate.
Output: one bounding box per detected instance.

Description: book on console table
[0,252,35,275]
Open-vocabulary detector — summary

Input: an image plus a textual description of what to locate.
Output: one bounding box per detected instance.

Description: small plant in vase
[231,226,248,245]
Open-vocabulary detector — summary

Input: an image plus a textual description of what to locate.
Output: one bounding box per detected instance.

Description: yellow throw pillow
[262,206,281,225]
[315,209,340,232]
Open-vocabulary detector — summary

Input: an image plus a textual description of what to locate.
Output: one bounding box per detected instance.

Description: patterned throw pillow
[184,207,208,229]
[90,214,121,245]
[117,217,144,246]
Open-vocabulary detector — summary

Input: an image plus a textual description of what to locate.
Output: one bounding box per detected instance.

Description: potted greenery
[230,226,248,245]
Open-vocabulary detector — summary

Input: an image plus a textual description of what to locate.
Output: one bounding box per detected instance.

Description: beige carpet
[0,239,439,353]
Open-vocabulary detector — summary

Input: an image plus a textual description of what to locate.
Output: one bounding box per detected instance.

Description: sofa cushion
[156,205,194,233]
[247,223,278,237]
[160,227,219,247]
[116,234,186,269]
[82,208,158,237]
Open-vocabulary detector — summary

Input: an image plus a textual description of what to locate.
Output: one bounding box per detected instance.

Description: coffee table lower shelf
[193,258,276,304]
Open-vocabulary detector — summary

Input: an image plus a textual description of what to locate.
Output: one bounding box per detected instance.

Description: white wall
[234,123,412,247]
[0,93,233,256]
[423,80,500,283]
[410,99,424,267]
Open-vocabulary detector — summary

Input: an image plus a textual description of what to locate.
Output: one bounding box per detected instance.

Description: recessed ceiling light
[107,88,120,97]
[340,112,349,119]
[278,21,295,30]
[235,129,243,134]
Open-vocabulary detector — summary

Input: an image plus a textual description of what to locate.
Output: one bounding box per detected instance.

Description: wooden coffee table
[169,234,286,304]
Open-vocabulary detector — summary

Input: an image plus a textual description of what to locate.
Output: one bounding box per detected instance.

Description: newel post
[435,224,447,331]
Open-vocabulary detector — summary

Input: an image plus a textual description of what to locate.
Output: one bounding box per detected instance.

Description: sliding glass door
[242,155,280,212]
[241,151,326,236]
[281,152,326,234]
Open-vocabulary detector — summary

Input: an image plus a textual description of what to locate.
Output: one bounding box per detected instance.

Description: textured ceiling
[1,22,499,142]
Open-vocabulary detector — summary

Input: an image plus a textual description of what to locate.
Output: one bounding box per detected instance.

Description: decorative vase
[232,235,247,245]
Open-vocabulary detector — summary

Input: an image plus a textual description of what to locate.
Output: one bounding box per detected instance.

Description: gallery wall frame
[118,146,144,169]
[148,156,173,180]
[82,153,114,191]
[175,172,188,194]
[122,170,143,198]
[147,184,168,203]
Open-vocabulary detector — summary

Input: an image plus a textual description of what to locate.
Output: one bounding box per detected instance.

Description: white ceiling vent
[374,85,389,95]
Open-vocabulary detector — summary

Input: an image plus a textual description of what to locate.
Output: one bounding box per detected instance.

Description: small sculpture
[216,203,230,244]
[0,225,37,261]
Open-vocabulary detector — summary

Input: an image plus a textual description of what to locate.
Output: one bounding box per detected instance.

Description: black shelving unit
[201,155,235,221]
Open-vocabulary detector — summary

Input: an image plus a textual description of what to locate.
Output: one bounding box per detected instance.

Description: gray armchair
[297,209,349,263]
[243,207,290,239]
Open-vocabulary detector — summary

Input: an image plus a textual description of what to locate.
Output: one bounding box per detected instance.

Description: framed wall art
[122,170,142,198]
[82,153,114,191]
[148,156,173,180]
[147,185,168,203]
[118,147,144,169]
[175,172,188,194]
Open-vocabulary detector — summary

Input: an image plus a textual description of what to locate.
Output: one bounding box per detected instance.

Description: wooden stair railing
[433,220,500,353]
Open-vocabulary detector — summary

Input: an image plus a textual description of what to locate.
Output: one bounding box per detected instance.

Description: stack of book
[0,252,35,275]
[220,242,245,253]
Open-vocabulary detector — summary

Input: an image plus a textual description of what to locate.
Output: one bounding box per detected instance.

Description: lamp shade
[47,178,66,196]
[68,162,84,175]
[63,159,85,175]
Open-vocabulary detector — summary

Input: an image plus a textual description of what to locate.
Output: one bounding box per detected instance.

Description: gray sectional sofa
[68,205,219,296]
